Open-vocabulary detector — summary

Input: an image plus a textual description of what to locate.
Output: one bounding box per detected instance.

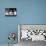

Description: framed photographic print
[5,8,17,16]
[18,24,46,42]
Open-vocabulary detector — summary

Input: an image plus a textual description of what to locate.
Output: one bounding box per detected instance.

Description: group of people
[5,8,16,16]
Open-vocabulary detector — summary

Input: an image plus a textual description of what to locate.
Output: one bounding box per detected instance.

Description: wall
[0,0,46,44]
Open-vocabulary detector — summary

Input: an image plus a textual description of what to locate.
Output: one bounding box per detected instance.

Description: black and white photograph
[18,25,46,46]
[5,8,17,16]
